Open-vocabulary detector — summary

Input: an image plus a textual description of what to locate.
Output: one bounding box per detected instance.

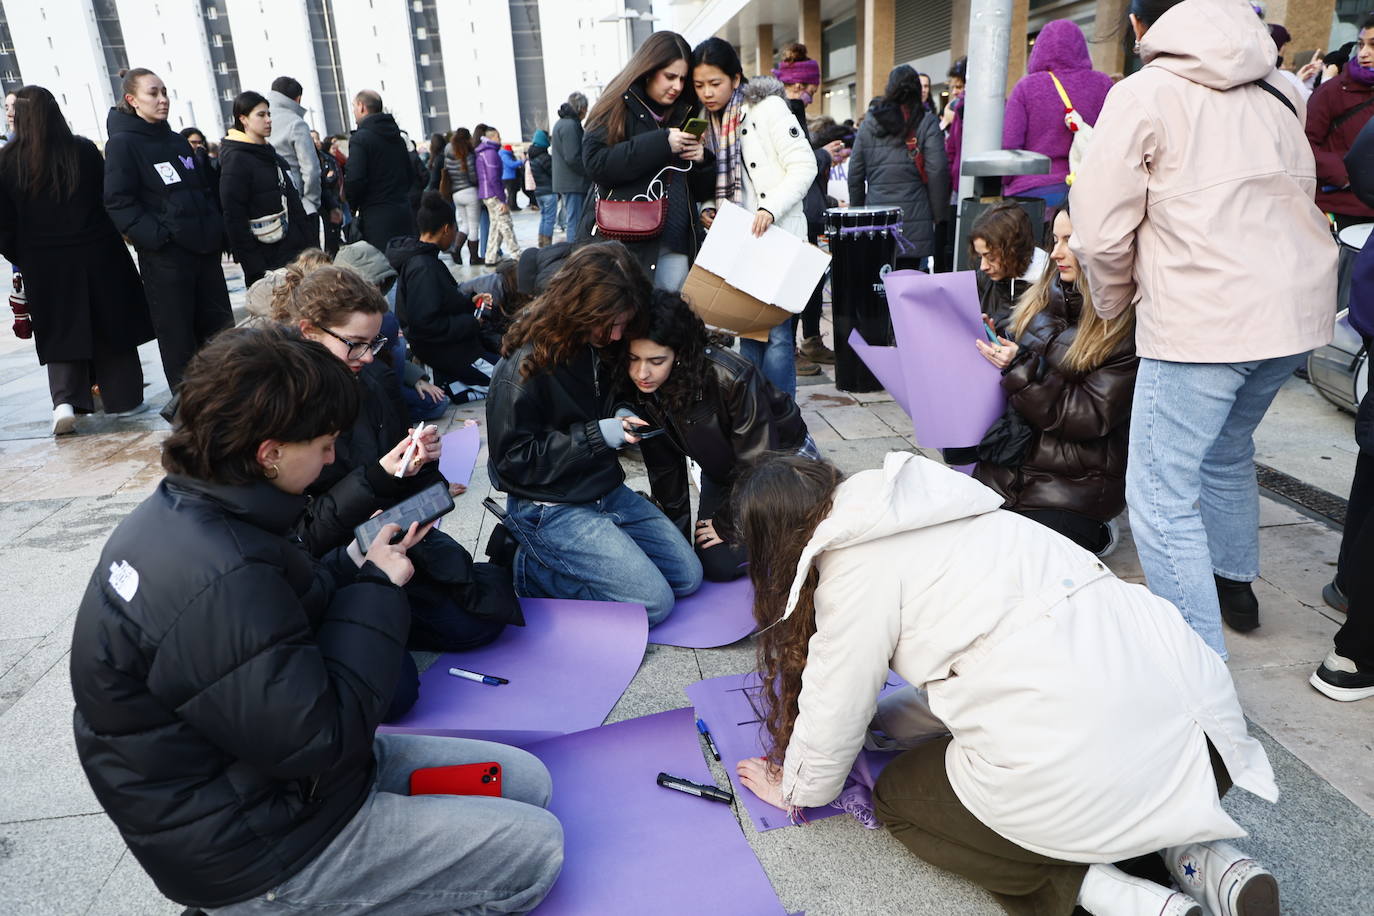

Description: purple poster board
[379,597,648,746]
[438,421,482,487]
[851,270,1005,449]
[648,577,756,649]
[528,708,786,915]
[685,672,901,832]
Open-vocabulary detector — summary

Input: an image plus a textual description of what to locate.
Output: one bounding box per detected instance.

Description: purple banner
[438,421,482,488]
[649,577,756,649]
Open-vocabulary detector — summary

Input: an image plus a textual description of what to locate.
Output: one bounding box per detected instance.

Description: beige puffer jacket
[1069,0,1335,363]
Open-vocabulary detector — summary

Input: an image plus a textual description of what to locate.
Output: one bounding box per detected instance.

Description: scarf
[709,88,745,207]
[1348,59,1374,87]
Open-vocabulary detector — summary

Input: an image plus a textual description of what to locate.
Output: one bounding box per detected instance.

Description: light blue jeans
[740,316,798,399]
[653,249,691,292]
[208,735,562,914]
[537,193,559,238]
[561,192,585,236]
[1126,354,1306,658]
[505,484,703,625]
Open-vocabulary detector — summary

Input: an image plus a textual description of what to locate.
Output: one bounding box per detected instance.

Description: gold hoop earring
[265,464,279,480]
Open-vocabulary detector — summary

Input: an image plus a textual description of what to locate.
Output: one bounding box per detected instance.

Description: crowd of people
[0,0,1366,913]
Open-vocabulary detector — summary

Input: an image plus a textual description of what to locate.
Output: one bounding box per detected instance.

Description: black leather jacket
[624,345,808,534]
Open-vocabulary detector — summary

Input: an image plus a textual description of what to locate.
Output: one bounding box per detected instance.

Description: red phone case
[409,762,503,797]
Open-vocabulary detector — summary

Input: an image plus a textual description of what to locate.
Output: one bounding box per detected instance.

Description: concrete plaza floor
[1,211,1371,914]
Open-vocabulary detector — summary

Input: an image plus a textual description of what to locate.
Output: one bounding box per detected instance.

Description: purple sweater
[475,139,505,203]
[1002,19,1114,195]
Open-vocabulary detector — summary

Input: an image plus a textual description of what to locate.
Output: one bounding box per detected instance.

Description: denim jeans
[504,484,703,625]
[1126,354,1306,658]
[653,250,691,292]
[561,192,585,236]
[208,735,562,915]
[739,316,798,399]
[537,193,559,237]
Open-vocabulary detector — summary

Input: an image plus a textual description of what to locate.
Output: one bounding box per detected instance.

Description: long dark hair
[732,455,846,767]
[586,31,695,146]
[428,131,446,162]
[1129,0,1185,26]
[620,290,710,414]
[0,85,81,200]
[450,127,474,175]
[880,64,925,137]
[231,90,268,133]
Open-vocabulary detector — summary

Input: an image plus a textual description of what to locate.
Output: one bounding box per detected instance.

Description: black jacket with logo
[102,108,223,254]
[218,135,312,285]
[70,476,409,908]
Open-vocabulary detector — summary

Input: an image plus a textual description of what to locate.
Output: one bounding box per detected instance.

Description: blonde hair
[1007,215,1134,373]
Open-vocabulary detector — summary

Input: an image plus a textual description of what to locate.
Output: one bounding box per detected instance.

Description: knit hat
[1268,24,1291,49]
[773,58,821,86]
[335,241,397,288]
[532,129,550,148]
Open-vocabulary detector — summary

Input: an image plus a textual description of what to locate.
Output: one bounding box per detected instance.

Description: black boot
[451,231,468,264]
[1215,575,1260,632]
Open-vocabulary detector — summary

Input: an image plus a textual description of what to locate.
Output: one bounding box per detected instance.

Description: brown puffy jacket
[975,282,1138,521]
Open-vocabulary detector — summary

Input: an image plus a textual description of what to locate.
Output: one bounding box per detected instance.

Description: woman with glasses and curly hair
[617,290,815,581]
[729,451,1282,916]
[487,242,703,625]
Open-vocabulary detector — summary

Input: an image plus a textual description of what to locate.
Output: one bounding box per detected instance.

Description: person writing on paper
[618,290,817,582]
[973,206,1139,557]
[487,242,703,625]
[71,325,564,915]
[269,261,519,717]
[729,452,1280,916]
[693,37,820,398]
[580,31,715,291]
[970,203,1047,331]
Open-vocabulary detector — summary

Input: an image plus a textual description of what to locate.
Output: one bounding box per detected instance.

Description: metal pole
[957,0,1012,218]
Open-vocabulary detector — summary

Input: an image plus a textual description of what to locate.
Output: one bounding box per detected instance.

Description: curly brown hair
[969,202,1036,280]
[502,242,651,377]
[268,260,387,328]
[731,454,845,768]
[617,289,710,414]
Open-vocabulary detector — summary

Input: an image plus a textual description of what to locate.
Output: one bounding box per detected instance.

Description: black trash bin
[826,205,902,393]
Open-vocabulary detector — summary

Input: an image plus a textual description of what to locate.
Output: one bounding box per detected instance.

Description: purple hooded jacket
[475,138,506,203]
[1002,19,1114,196]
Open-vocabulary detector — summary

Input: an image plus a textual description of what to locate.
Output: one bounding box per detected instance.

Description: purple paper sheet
[528,708,786,915]
[851,270,1006,449]
[685,672,901,832]
[438,422,482,487]
[379,597,648,746]
[648,577,756,648]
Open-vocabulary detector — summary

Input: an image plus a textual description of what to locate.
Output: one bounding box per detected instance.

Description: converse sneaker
[1165,841,1279,916]
[1094,519,1120,559]
[1310,649,1374,702]
[1078,863,1201,916]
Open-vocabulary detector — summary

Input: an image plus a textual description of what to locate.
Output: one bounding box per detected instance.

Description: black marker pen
[657,771,733,804]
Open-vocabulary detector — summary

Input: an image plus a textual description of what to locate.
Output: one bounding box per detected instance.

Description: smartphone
[681,117,709,138]
[632,423,667,440]
[353,480,455,552]
[410,762,503,797]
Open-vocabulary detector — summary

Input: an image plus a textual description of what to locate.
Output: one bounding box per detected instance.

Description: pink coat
[1069,0,1334,363]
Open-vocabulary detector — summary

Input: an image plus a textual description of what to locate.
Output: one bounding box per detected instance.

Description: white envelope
[694,201,830,314]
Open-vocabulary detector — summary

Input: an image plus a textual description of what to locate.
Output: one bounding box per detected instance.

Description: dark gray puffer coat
[848,99,950,260]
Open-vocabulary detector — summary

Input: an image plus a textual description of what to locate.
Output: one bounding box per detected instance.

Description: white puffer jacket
[720,76,818,239]
[780,451,1278,863]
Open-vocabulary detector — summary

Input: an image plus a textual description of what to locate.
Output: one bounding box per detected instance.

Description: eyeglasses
[315,324,387,359]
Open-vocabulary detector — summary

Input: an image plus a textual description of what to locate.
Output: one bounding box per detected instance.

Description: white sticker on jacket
[153,162,181,185]
[109,560,139,602]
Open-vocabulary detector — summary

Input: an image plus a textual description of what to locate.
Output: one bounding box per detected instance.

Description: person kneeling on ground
[486,242,703,625]
[973,205,1138,557]
[389,191,503,403]
[618,289,817,581]
[731,452,1281,916]
[71,326,562,914]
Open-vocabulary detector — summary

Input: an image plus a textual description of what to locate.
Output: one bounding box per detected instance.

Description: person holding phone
[70,325,563,915]
[617,290,816,581]
[579,31,715,290]
[693,37,820,397]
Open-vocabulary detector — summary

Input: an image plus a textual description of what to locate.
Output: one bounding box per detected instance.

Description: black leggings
[697,477,748,582]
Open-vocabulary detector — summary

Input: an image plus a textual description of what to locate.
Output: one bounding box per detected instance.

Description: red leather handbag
[593,164,689,242]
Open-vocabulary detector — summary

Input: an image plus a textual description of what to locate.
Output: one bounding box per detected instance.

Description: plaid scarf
[708,88,745,207]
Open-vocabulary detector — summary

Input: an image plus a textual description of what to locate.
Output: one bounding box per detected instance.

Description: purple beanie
[773,58,821,85]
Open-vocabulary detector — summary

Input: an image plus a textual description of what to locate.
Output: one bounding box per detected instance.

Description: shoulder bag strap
[1252,77,1299,120]
[1327,93,1374,137]
[1048,71,1075,113]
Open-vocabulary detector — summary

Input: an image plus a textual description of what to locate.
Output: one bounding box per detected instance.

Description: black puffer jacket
[218,134,312,285]
[486,343,622,503]
[579,90,715,279]
[625,345,808,535]
[848,99,950,259]
[344,113,418,251]
[528,144,554,196]
[70,476,408,908]
[102,108,223,254]
[386,236,485,380]
[974,281,1139,521]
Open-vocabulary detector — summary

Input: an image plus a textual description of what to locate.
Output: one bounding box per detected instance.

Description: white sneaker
[51,403,76,436]
[1078,863,1202,915]
[1165,841,1280,916]
[1095,518,1120,559]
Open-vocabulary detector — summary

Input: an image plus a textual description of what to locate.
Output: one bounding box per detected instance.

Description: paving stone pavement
[2,213,1371,914]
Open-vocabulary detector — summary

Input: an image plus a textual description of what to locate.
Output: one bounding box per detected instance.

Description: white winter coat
[780,452,1278,863]
[721,76,818,240]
